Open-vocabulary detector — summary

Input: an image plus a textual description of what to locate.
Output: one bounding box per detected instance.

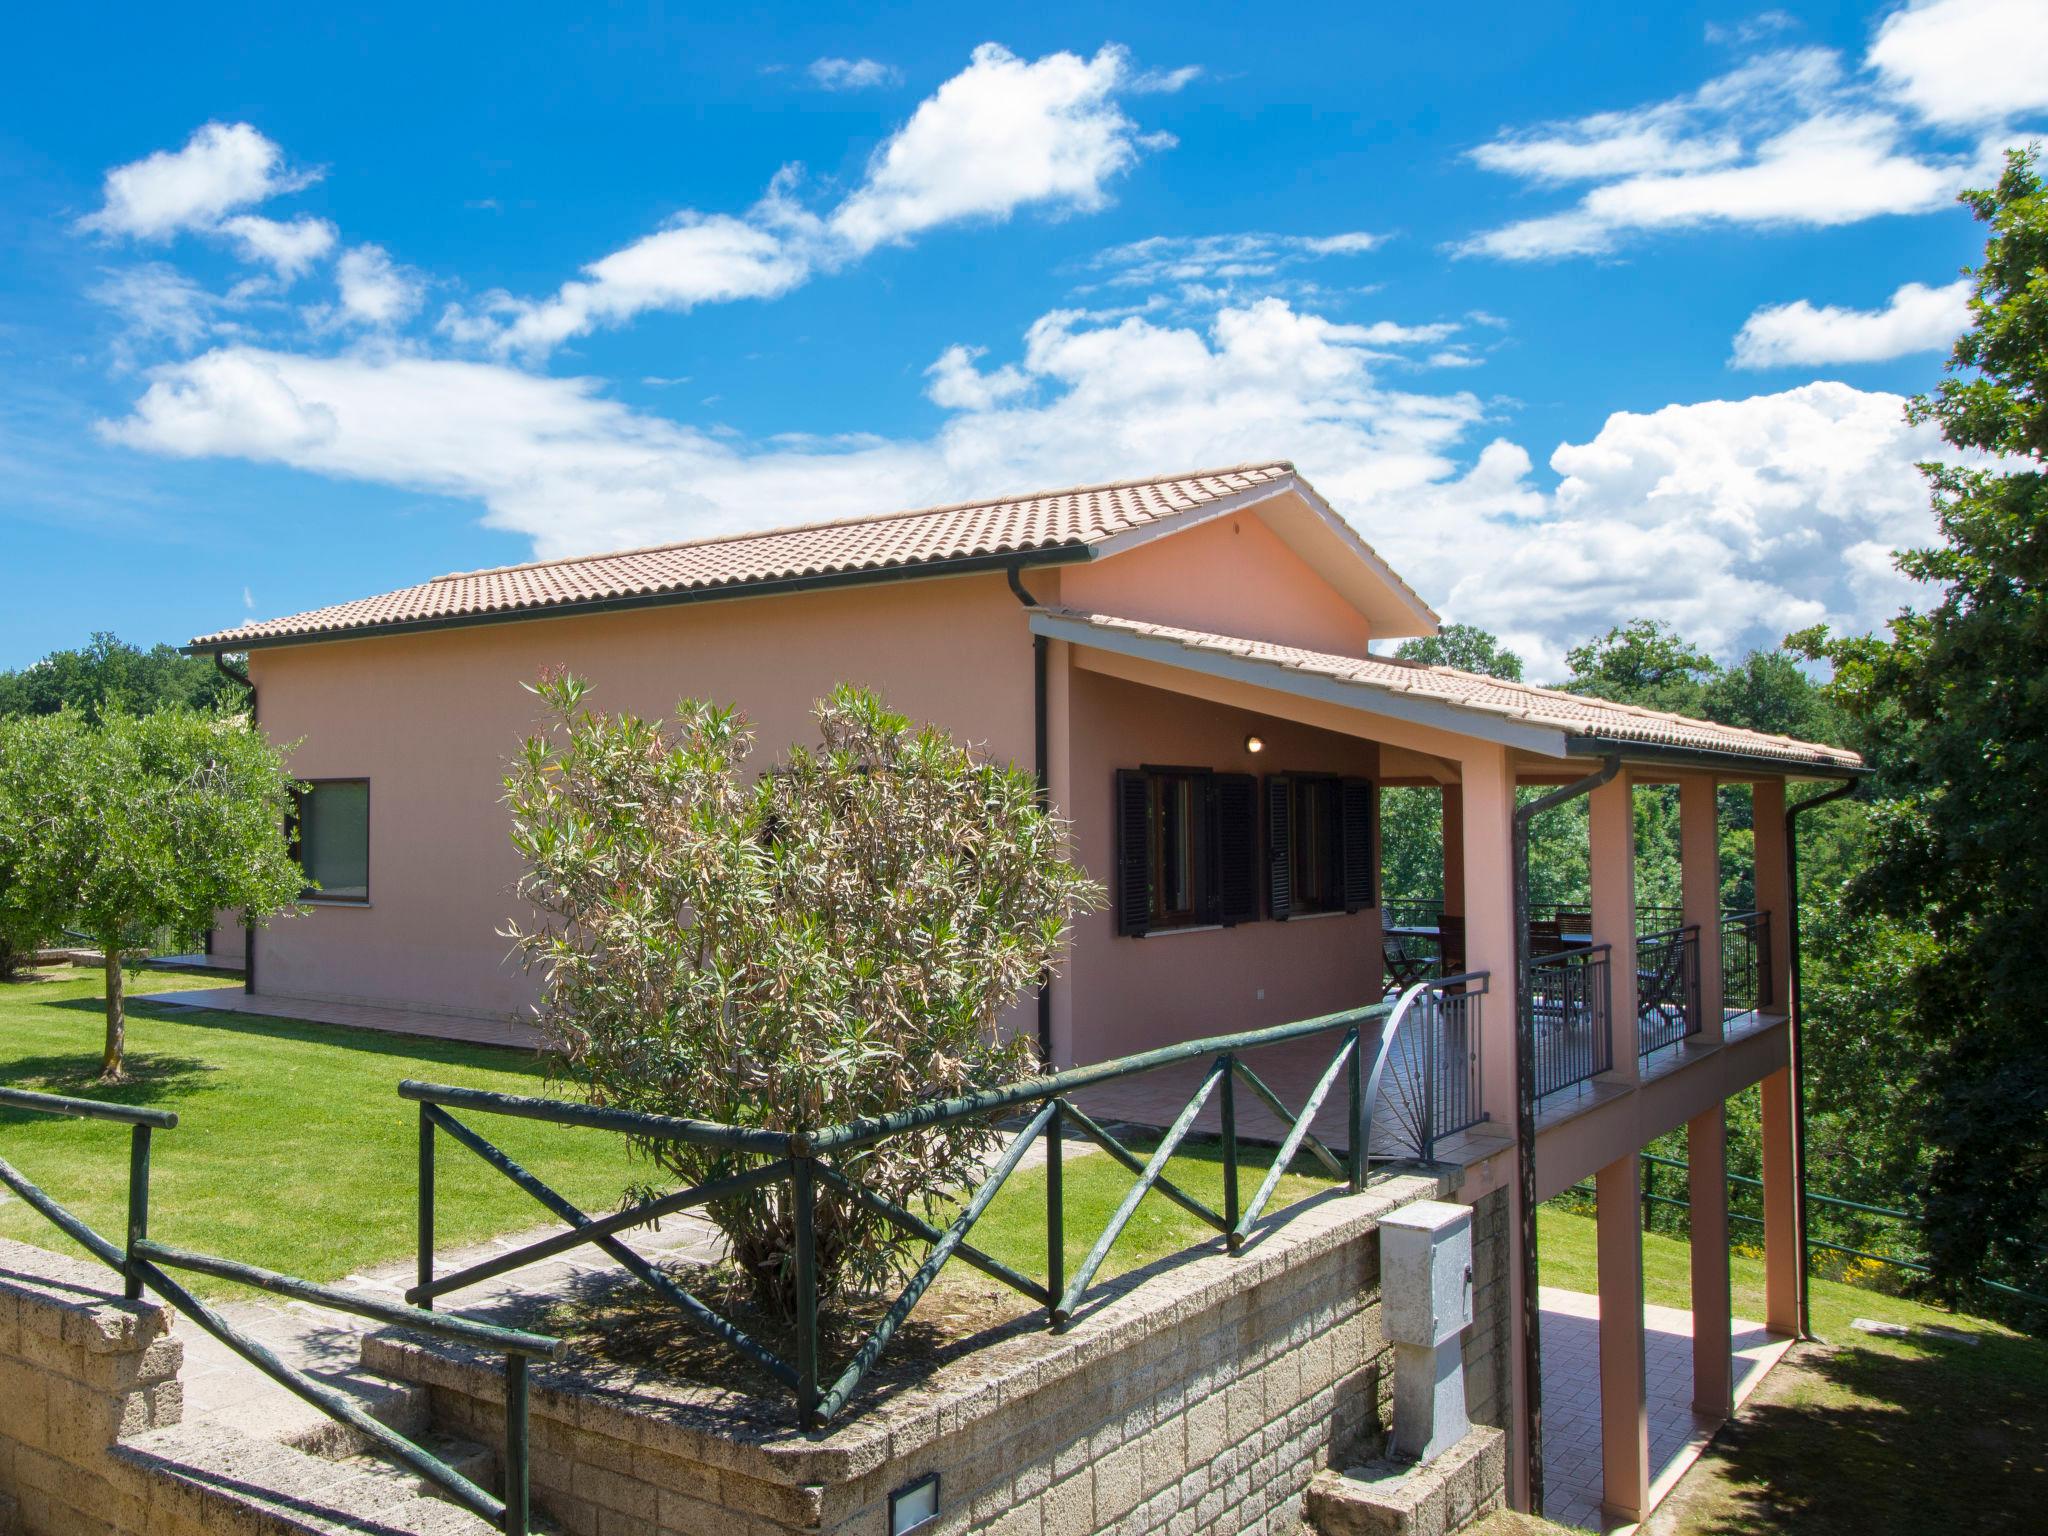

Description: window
[1264,774,1376,920]
[1114,768,1259,935]
[292,780,369,902]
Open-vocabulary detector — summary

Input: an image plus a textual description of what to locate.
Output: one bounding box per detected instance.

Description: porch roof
[1030,608,1864,777]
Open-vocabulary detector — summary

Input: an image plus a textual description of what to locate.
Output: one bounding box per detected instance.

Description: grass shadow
[0,1049,220,1114]
[1668,1333,2048,1535]
[47,992,560,1081]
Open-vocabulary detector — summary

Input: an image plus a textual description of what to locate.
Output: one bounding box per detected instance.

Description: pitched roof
[192,462,1333,650]
[1032,608,1864,774]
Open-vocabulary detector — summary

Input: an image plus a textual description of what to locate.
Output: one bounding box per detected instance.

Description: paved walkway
[176,1216,720,1448]
[1539,1285,1792,1533]
[137,985,544,1050]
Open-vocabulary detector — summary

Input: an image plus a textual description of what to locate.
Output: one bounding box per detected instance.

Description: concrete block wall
[371,1173,1463,1536]
[0,1240,185,1535]
[1460,1187,1510,1441]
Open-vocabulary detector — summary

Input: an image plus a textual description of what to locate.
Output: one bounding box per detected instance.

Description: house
[189,460,1861,1523]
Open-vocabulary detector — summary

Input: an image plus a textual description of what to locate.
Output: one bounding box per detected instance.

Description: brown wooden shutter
[1264,775,1293,920]
[1213,773,1259,925]
[1338,776,1376,913]
[1115,769,1153,936]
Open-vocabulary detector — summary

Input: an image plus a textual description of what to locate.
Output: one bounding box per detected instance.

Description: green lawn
[1540,1203,2048,1535]
[0,964,1335,1301]
[0,965,643,1288]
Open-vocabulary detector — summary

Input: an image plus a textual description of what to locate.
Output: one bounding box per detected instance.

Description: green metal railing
[407,998,1426,1431]
[1561,1148,2048,1311]
[0,1084,559,1535]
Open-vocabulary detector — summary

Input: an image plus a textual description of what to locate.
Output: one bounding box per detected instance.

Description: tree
[0,633,241,721]
[1395,623,1527,681]
[1805,150,2048,1305]
[1562,619,1718,715]
[503,676,1102,1318]
[0,709,305,1078]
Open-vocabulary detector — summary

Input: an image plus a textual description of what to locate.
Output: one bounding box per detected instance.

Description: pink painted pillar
[1751,777,1802,1334]
[1043,639,1076,1067]
[1454,744,1523,1503]
[1689,1105,1733,1416]
[1679,774,1725,1044]
[1588,774,1638,1083]
[1597,1153,1650,1523]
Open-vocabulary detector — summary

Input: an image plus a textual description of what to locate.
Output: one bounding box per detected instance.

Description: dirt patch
[528,1257,1046,1405]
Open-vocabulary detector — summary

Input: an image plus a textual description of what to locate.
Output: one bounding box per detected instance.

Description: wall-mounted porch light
[1245,734,1266,754]
[889,1473,940,1535]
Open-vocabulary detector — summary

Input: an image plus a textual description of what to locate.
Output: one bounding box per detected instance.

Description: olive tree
[0,709,305,1078]
[504,674,1101,1318]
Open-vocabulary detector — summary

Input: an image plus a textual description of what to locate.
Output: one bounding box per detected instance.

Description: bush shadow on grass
[46,993,559,1081]
[1670,1333,2048,1536]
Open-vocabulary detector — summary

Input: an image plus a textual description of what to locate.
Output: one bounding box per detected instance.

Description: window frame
[290,777,372,905]
[1142,764,1212,932]
[1287,775,1344,916]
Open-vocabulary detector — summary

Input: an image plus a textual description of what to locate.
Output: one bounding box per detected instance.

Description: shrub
[503,675,1102,1318]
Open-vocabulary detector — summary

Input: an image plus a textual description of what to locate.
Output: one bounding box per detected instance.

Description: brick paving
[1539,1285,1791,1533]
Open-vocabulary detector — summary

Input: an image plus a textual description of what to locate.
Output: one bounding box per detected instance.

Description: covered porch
[1030,603,1860,1523]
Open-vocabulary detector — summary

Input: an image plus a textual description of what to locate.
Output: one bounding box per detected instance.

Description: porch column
[1751,777,1802,1334]
[1751,779,1791,1014]
[1597,1153,1650,1523]
[1588,774,1638,1084]
[1678,773,1725,1046]
[1454,744,1521,1501]
[1441,784,1466,918]
[1688,1105,1733,1416]
[1042,639,1077,1067]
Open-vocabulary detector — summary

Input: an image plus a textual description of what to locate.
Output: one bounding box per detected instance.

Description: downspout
[1007,563,1054,1069]
[1784,777,1858,1341]
[1511,752,1621,1516]
[212,652,260,996]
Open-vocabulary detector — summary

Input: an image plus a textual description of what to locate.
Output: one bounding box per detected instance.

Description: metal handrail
[1637,924,1703,1056]
[1528,943,1613,1098]
[408,997,1412,1431]
[0,1083,549,1535]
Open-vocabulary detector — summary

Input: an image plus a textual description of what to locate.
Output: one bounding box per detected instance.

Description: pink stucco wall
[1057,665,1384,1063]
[231,516,1394,1060]
[245,573,1037,1019]
[1057,504,1375,658]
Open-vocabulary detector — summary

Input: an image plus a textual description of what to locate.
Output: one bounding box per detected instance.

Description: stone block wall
[0,1239,185,1535]
[372,1172,1463,1536]
[1461,1187,1511,1441]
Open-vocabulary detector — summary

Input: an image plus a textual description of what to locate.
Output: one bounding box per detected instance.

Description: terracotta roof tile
[192,463,1299,649]
[1043,608,1863,772]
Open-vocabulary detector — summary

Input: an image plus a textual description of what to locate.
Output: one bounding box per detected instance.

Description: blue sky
[3,0,2043,676]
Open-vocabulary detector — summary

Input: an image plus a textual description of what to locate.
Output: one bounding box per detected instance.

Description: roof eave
[1562,735,1867,781]
[186,543,1099,656]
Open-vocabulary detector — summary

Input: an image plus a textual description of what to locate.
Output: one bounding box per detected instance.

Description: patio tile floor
[1539,1285,1791,1532]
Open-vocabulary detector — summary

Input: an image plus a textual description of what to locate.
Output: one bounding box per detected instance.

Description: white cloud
[807,57,901,91]
[80,122,317,241]
[829,43,1154,255]
[1419,382,1942,672]
[924,344,1031,410]
[1459,35,1998,260]
[1869,0,2048,128]
[1129,65,1202,93]
[1731,278,1970,367]
[1087,230,1384,292]
[220,214,336,278]
[87,265,230,353]
[334,244,425,327]
[453,44,1170,356]
[104,293,1943,676]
